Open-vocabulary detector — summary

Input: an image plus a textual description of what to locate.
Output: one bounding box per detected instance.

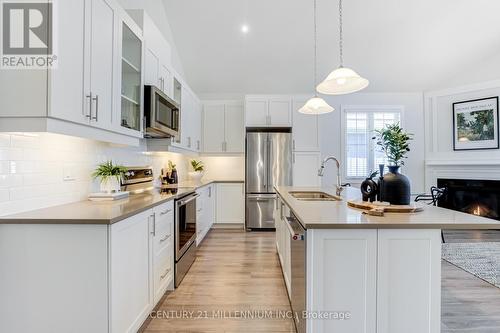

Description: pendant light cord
[339,0,344,67]
[313,0,318,96]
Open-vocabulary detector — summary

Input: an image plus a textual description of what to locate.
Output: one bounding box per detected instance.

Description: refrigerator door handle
[267,137,272,192]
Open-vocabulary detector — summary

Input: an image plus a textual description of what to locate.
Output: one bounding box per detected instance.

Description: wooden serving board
[347,200,424,216]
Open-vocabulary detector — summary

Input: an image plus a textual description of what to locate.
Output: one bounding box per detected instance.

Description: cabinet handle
[160,268,171,280]
[86,93,92,119]
[92,95,99,121]
[188,137,191,148]
[151,214,156,236]
[160,209,172,216]
[209,187,212,198]
[159,234,171,243]
[293,140,296,150]
[197,140,200,151]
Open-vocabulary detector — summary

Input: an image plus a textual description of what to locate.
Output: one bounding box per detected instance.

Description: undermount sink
[289,191,341,201]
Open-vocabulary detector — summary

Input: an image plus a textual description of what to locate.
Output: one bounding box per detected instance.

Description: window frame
[341,105,405,182]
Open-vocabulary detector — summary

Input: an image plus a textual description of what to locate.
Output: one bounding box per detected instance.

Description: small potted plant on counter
[189,160,204,183]
[373,123,413,205]
[92,161,127,193]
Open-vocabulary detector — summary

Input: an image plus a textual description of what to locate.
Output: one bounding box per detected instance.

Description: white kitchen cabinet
[203,103,226,153]
[177,86,201,151]
[110,210,152,333]
[269,98,292,126]
[292,99,320,151]
[275,197,291,295]
[245,96,292,127]
[49,0,88,125]
[0,0,142,145]
[89,0,116,131]
[117,17,144,136]
[151,201,174,304]
[144,45,172,98]
[196,184,216,245]
[216,183,245,224]
[50,0,115,129]
[377,229,441,333]
[225,104,245,152]
[293,152,322,187]
[307,228,378,333]
[144,48,161,88]
[245,98,268,127]
[203,101,244,153]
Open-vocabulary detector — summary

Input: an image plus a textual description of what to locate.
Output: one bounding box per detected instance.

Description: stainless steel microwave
[144,85,180,138]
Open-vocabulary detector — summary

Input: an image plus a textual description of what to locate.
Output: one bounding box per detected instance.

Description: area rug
[442,242,500,288]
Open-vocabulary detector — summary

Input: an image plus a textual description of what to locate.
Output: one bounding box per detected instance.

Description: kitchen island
[274,186,500,333]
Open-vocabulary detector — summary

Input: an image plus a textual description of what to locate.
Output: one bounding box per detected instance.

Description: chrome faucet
[318,156,344,196]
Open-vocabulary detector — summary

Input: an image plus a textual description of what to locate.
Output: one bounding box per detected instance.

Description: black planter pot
[379,166,411,205]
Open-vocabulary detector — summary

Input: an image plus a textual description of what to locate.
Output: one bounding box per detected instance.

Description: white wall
[424,79,500,189]
[318,93,425,194]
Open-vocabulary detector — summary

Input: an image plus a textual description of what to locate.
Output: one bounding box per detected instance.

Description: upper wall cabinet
[292,98,320,152]
[118,18,143,134]
[203,101,244,154]
[0,0,143,145]
[50,0,116,129]
[136,11,174,100]
[245,96,292,127]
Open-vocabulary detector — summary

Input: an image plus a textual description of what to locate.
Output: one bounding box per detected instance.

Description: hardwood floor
[442,261,500,332]
[140,230,295,333]
[441,229,500,332]
[443,229,500,243]
[141,229,500,333]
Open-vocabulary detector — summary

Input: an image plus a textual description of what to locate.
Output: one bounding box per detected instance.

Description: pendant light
[316,0,369,95]
[299,0,334,115]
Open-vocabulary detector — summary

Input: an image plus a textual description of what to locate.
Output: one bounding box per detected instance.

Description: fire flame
[473,206,481,216]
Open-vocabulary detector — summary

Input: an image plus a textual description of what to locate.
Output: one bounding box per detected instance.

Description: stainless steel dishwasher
[285,213,306,333]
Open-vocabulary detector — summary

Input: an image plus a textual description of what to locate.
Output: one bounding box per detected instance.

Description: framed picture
[453,96,499,151]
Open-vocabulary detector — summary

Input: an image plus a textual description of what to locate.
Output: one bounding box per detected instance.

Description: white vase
[100,177,121,193]
[188,171,204,183]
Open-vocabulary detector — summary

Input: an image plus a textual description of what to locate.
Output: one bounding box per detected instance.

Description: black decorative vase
[379,166,411,205]
[170,170,178,184]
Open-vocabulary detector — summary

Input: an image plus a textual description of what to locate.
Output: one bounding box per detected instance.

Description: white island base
[307,228,441,333]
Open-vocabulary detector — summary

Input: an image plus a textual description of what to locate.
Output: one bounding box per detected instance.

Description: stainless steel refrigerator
[245,130,293,229]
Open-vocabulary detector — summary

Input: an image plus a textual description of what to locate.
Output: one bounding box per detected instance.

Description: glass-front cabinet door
[120,22,142,132]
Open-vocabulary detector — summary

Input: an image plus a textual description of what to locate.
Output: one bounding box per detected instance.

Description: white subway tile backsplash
[0,175,23,188]
[0,189,9,202]
[0,132,243,217]
[0,134,10,147]
[0,161,10,174]
[0,148,24,161]
[10,134,40,149]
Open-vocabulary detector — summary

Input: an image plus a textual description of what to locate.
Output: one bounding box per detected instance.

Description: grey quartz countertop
[0,180,244,225]
[275,186,500,230]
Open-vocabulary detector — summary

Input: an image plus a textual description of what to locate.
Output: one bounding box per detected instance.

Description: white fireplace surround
[424,79,500,191]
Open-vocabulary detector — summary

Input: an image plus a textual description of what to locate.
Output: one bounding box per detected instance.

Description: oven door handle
[177,193,200,207]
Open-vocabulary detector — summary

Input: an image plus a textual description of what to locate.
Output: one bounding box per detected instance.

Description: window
[343,107,402,179]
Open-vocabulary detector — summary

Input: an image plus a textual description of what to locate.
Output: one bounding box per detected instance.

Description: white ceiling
[162,0,500,95]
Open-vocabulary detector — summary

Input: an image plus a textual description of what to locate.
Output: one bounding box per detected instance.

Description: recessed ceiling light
[241,24,249,34]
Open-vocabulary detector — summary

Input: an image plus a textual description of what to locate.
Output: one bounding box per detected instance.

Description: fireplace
[437,178,500,220]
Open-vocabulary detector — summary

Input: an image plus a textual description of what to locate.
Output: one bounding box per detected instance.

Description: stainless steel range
[121,166,198,288]
[174,191,198,287]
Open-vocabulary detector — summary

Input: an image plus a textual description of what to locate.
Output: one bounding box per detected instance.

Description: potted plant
[373,123,413,205]
[92,161,127,193]
[189,160,204,183]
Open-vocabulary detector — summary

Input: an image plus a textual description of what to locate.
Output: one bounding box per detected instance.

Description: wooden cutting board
[347,200,424,216]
